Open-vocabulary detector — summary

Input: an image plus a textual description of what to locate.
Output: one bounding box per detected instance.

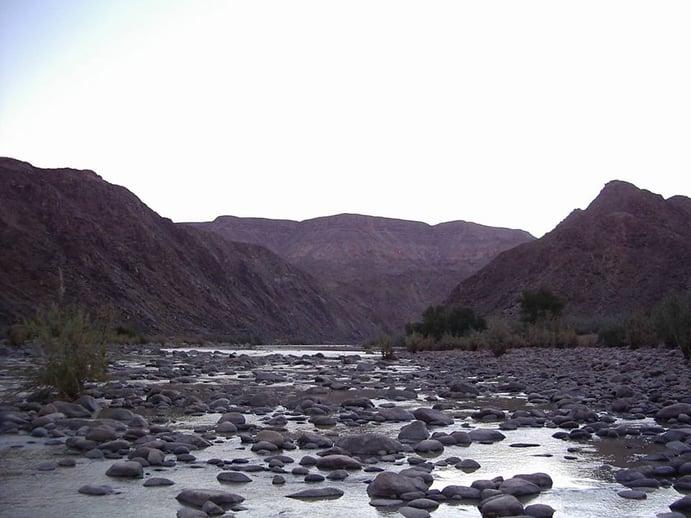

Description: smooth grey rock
[479,494,524,516]
[618,490,647,500]
[216,421,237,433]
[441,485,481,500]
[407,498,439,510]
[86,427,117,442]
[525,503,556,517]
[78,484,114,496]
[143,477,175,487]
[377,407,415,422]
[448,381,480,395]
[457,458,481,471]
[326,469,349,480]
[315,454,362,470]
[398,507,431,518]
[105,461,143,478]
[412,408,453,425]
[218,412,245,425]
[336,433,403,456]
[468,429,506,443]
[413,439,444,454]
[176,489,245,509]
[255,429,285,447]
[398,421,429,442]
[286,487,344,499]
[217,472,252,483]
[515,472,554,490]
[367,471,429,499]
[202,500,225,516]
[657,403,691,422]
[670,495,691,512]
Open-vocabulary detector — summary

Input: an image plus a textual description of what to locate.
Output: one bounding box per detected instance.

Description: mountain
[445,180,691,318]
[188,214,534,331]
[0,158,366,341]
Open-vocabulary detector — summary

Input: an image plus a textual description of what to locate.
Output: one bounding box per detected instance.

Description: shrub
[406,305,486,341]
[519,287,564,324]
[27,302,113,398]
[7,323,31,346]
[405,332,436,353]
[625,313,657,349]
[654,292,691,360]
[597,318,627,347]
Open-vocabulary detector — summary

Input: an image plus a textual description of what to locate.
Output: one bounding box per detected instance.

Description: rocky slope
[446,180,691,318]
[0,158,366,341]
[189,214,534,331]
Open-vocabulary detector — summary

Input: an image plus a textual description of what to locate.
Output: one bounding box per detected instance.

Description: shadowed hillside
[0,158,367,341]
[189,214,534,331]
[446,180,691,318]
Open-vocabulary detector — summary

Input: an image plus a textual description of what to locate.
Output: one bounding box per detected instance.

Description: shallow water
[0,416,682,518]
[0,345,687,517]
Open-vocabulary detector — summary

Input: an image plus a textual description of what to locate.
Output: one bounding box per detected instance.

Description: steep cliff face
[190,214,534,330]
[0,158,365,341]
[445,180,691,318]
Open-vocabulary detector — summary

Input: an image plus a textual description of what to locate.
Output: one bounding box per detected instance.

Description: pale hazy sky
[1,1,690,237]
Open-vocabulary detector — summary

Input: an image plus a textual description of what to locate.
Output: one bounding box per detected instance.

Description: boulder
[413,439,444,454]
[376,407,415,422]
[315,455,362,470]
[366,471,429,499]
[657,403,691,422]
[398,421,429,442]
[176,489,245,509]
[499,477,541,497]
[78,484,114,496]
[217,472,252,483]
[468,429,506,443]
[524,503,555,517]
[412,408,453,425]
[105,461,143,478]
[336,433,403,456]
[286,487,344,499]
[479,494,524,517]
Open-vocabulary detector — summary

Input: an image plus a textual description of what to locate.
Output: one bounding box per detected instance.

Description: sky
[1,1,690,238]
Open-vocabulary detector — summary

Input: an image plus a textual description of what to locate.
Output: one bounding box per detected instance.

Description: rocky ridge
[0,158,366,341]
[189,214,534,332]
[446,180,691,318]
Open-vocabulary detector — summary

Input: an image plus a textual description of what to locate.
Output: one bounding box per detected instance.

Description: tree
[406,305,486,341]
[519,287,564,324]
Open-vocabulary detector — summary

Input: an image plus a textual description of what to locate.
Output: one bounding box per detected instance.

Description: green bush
[28,302,113,398]
[597,316,627,347]
[654,292,691,360]
[625,313,657,349]
[519,287,564,324]
[7,323,31,346]
[404,332,436,352]
[406,305,486,341]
